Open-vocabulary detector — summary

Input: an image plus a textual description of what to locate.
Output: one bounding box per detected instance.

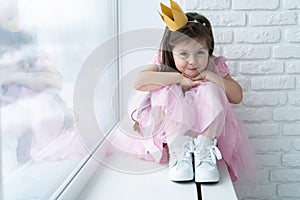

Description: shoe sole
[169,174,194,182]
[195,177,220,183]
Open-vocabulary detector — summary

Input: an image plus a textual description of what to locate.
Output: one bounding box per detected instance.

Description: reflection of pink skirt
[1,87,87,162]
[108,82,256,181]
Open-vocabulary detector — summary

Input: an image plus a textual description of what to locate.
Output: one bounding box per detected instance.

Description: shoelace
[170,141,194,170]
[195,139,222,166]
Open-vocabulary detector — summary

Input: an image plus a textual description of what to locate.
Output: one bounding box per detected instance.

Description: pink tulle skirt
[108,82,256,181]
[1,85,86,162]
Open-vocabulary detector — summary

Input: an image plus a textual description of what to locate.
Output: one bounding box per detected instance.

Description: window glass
[0,0,118,199]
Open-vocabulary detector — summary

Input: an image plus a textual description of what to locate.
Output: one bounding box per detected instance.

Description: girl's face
[172,38,209,76]
[0,1,21,32]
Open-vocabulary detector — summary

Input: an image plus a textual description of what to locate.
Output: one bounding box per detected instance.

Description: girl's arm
[3,62,62,91]
[200,70,243,104]
[134,64,185,91]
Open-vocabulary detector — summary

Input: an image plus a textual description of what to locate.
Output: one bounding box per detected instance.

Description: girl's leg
[1,98,33,175]
[151,83,206,145]
[185,112,225,140]
[138,84,194,181]
[191,82,227,139]
[1,100,33,138]
[190,82,227,183]
[200,112,225,139]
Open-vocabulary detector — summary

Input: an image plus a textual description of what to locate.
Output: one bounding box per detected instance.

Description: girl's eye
[197,51,205,55]
[179,52,188,57]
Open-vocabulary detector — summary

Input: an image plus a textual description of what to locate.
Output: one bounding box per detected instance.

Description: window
[0,0,119,199]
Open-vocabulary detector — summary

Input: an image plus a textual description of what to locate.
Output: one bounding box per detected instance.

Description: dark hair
[0,27,35,47]
[160,13,214,72]
[0,27,37,65]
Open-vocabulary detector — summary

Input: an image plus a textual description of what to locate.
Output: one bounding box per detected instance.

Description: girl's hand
[180,76,206,92]
[191,70,208,82]
[182,68,208,82]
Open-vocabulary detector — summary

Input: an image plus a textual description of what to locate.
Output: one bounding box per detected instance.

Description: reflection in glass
[0,0,118,199]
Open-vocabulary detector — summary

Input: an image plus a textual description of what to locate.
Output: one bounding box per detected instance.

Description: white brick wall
[186,0,300,199]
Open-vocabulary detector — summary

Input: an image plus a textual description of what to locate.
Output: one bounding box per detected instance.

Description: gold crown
[159,0,188,31]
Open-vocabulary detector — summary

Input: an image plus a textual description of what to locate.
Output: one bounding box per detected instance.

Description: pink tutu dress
[108,53,256,181]
[1,52,86,164]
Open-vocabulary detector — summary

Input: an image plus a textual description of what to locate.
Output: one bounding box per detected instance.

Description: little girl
[129,1,256,182]
[0,2,86,175]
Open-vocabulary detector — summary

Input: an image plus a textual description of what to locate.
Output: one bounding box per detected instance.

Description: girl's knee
[193,82,226,100]
[194,82,222,92]
[150,84,184,105]
[151,84,182,96]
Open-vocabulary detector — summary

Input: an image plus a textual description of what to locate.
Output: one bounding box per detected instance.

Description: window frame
[53,0,120,199]
[0,0,120,199]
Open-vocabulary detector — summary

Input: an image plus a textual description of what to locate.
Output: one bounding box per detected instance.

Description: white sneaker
[194,135,222,183]
[168,136,194,181]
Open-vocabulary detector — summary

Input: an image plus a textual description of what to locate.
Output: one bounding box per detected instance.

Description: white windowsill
[78,154,198,200]
[56,117,238,200]
[3,157,86,200]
